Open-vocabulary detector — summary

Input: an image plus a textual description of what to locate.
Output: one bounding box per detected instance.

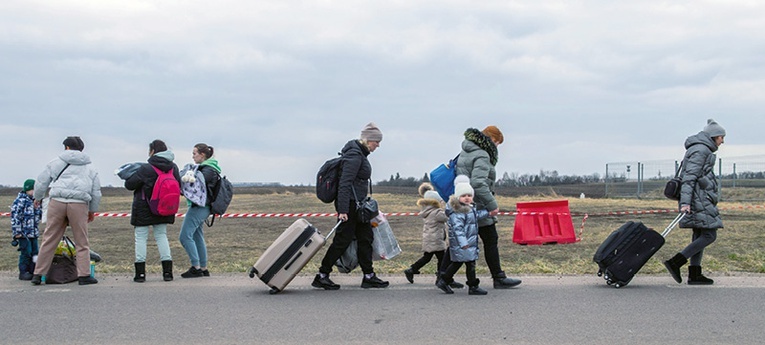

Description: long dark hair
[195,143,214,159]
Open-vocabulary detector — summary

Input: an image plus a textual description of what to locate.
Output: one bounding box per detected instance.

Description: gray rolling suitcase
[248,219,339,294]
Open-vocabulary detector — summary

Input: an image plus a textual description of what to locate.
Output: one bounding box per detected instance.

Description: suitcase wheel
[248,267,258,278]
[597,269,603,277]
[269,287,281,295]
[614,283,623,288]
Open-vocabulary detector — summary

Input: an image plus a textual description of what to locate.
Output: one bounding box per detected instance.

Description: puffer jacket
[445,195,489,262]
[679,131,723,229]
[417,199,449,253]
[125,151,182,226]
[34,150,101,212]
[335,140,372,215]
[11,192,41,238]
[455,128,499,227]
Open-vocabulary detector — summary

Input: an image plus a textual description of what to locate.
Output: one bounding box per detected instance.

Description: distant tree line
[376,170,603,187]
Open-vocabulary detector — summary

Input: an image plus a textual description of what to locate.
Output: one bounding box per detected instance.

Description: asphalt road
[1,273,764,345]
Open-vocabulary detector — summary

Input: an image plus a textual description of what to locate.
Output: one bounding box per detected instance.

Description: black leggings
[442,260,478,287]
[410,250,445,273]
[681,228,717,266]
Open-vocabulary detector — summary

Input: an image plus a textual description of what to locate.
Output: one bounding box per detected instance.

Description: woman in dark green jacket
[664,119,726,285]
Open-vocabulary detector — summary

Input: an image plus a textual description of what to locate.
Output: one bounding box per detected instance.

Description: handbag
[47,237,78,284]
[664,160,684,201]
[352,183,379,224]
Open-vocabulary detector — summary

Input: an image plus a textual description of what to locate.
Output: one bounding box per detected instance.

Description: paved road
[1,272,764,344]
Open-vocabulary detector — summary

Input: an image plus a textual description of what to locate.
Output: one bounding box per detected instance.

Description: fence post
[605,164,609,198]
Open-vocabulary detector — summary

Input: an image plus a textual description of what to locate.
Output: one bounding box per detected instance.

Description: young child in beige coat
[404,183,449,284]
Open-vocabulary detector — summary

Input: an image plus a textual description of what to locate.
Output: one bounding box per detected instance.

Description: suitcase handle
[661,213,685,237]
[324,220,343,240]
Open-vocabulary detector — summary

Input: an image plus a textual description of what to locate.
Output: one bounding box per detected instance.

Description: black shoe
[361,273,389,289]
[19,272,33,281]
[78,276,98,285]
[404,268,415,284]
[663,253,687,284]
[312,274,340,290]
[201,269,210,277]
[435,278,454,294]
[31,274,42,285]
[469,285,488,295]
[449,281,464,289]
[181,266,204,278]
[493,273,522,289]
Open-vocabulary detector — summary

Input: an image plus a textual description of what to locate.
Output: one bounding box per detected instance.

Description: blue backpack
[429,154,459,201]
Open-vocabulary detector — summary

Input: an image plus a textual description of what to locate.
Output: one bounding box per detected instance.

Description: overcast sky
[2,1,764,188]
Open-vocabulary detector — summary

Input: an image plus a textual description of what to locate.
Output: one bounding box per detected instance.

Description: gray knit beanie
[360,122,383,142]
[703,119,726,137]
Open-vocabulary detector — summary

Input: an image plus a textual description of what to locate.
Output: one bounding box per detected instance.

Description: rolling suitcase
[593,213,684,288]
[248,218,340,294]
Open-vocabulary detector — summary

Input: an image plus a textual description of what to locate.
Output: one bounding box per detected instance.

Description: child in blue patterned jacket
[11,179,41,281]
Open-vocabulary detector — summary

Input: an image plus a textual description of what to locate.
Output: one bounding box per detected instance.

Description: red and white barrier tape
[1,204,762,219]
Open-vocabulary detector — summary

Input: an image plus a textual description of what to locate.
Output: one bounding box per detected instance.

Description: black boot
[435,278,454,294]
[134,262,146,283]
[31,274,42,285]
[162,260,173,282]
[688,266,714,285]
[404,268,418,284]
[493,272,522,289]
[468,279,488,295]
[663,253,687,284]
[19,271,33,280]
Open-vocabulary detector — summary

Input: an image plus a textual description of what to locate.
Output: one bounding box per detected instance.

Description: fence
[605,155,765,201]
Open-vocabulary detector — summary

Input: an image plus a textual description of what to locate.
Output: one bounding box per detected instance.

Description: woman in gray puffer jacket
[663,119,726,285]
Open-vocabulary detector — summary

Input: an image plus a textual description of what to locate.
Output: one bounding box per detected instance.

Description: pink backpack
[146,165,181,216]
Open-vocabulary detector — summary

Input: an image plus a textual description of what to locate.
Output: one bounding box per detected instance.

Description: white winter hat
[453,174,474,197]
[423,190,443,201]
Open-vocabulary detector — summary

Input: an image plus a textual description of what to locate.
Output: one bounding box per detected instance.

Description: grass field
[2,187,764,277]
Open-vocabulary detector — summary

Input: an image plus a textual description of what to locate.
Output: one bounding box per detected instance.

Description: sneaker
[201,269,210,277]
[469,286,488,295]
[78,276,98,285]
[435,278,454,294]
[31,275,42,285]
[181,266,204,278]
[19,272,34,281]
[312,274,340,290]
[361,273,389,289]
[449,281,464,289]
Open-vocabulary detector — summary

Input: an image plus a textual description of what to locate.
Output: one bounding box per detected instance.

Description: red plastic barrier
[512,200,579,245]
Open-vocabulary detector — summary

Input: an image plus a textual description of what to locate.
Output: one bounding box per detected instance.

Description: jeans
[135,224,172,262]
[180,205,210,267]
[18,237,39,274]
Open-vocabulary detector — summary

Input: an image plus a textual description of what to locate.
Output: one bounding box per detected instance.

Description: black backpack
[206,172,233,226]
[316,153,344,203]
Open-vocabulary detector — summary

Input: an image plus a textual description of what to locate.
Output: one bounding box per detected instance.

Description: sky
[2,0,765,188]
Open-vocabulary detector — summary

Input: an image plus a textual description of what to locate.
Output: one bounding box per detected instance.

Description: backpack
[179,163,207,206]
[429,154,459,201]
[206,172,234,227]
[146,165,181,216]
[316,154,344,203]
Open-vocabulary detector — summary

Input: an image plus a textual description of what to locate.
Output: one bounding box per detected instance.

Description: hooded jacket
[445,195,489,262]
[335,140,372,215]
[455,128,499,227]
[11,192,41,238]
[199,157,221,206]
[34,150,101,212]
[679,131,723,229]
[125,151,182,226]
[417,198,449,253]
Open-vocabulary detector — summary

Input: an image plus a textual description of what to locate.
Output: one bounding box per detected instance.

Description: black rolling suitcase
[593,213,684,288]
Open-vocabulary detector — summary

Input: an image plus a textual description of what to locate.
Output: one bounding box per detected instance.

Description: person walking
[439,126,522,289]
[10,179,42,280]
[404,183,448,284]
[436,177,496,295]
[312,122,389,290]
[31,136,101,285]
[124,139,181,282]
[179,143,220,278]
[664,119,726,285]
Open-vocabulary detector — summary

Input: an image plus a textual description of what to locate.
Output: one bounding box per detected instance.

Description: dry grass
[2,187,764,276]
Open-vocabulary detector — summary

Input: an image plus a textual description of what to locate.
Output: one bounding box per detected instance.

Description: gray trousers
[681,228,717,266]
